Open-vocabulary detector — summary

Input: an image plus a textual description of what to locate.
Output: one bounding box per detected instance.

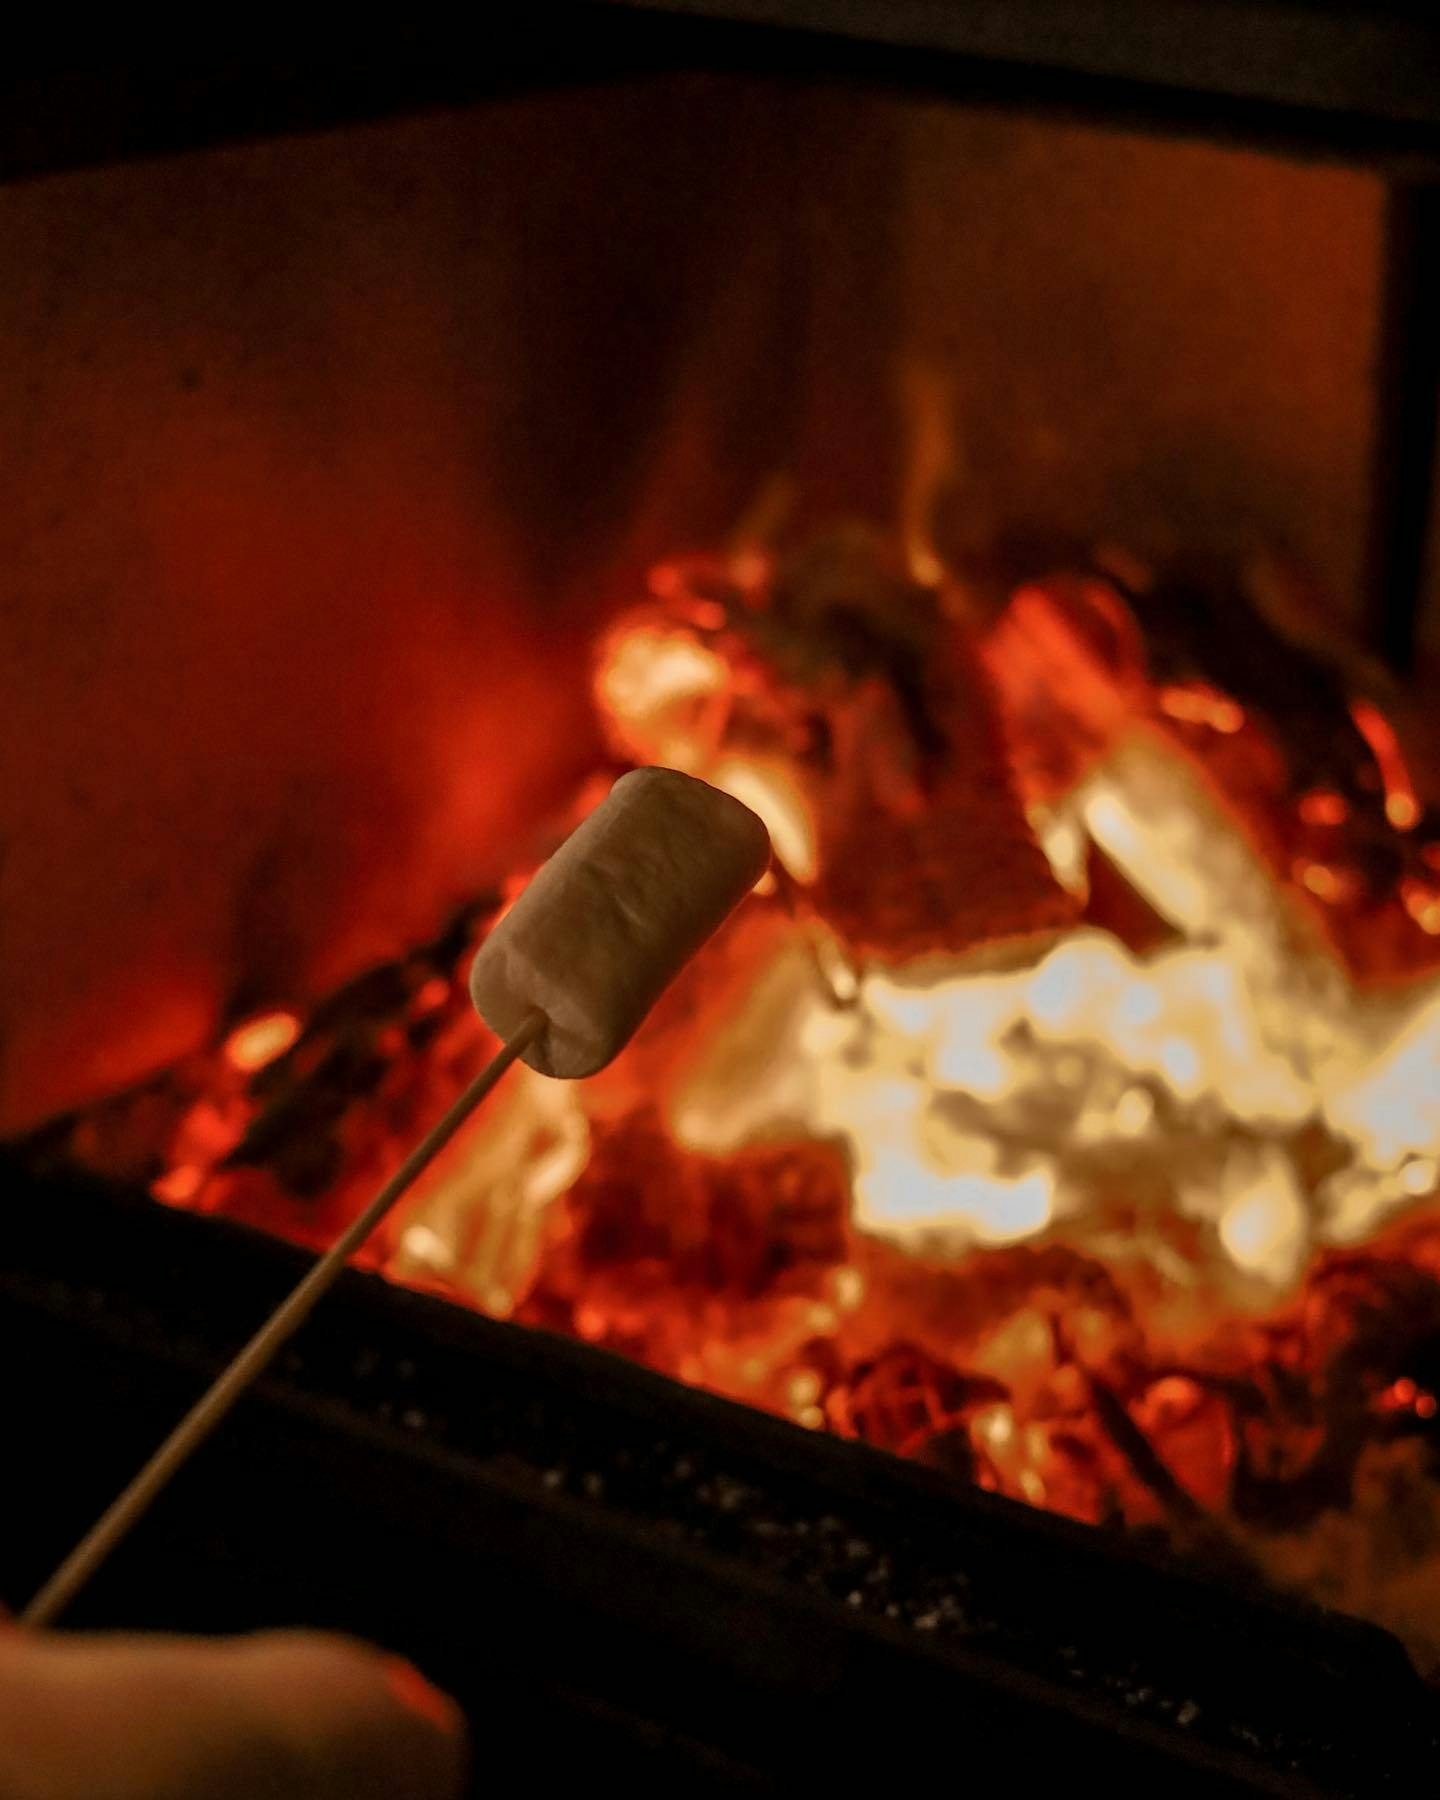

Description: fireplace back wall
[0,70,1396,1134]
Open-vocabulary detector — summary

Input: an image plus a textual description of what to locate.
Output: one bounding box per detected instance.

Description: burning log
[597,529,1080,963]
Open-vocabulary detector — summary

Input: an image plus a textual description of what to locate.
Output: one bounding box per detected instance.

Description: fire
[707,756,817,882]
[25,532,1440,1677]
[593,623,728,770]
[1216,1174,1307,1282]
[223,1010,301,1071]
[1157,683,1245,734]
[1351,697,1422,832]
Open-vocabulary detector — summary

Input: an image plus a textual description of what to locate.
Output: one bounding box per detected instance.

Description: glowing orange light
[223,1010,300,1072]
[1297,789,1349,827]
[1400,878,1440,935]
[1218,1177,1304,1280]
[1350,698,1421,831]
[1158,684,1244,734]
[709,755,817,882]
[575,1304,606,1342]
[1296,864,1346,900]
[1296,860,1360,907]
[1377,1377,1438,1420]
[730,549,769,590]
[831,1266,865,1311]
[975,1404,1017,1453]
[1147,1375,1204,1418]
[648,561,685,601]
[786,1369,822,1411]
[153,1164,204,1203]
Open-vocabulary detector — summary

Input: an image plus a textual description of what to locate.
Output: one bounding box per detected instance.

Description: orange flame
[223,1010,300,1072]
[1351,697,1422,830]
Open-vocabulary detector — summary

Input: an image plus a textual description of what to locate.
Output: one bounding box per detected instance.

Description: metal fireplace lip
[5,2,1440,192]
[3,1154,1437,1795]
[624,1,1440,150]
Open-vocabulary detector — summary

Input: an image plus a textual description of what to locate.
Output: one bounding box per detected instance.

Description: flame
[1217,1164,1307,1282]
[223,1010,300,1071]
[1298,789,1350,827]
[1158,683,1245,734]
[593,622,728,768]
[898,362,956,587]
[708,755,817,883]
[1351,697,1422,831]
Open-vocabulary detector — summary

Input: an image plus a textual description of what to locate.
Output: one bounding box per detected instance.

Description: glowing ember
[707,756,817,883]
[223,1011,301,1072]
[23,532,1440,1678]
[1351,697,1422,832]
[1298,790,1350,828]
[1158,683,1245,734]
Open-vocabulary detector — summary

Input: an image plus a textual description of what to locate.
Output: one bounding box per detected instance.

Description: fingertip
[237,1632,467,1800]
[382,1654,466,1739]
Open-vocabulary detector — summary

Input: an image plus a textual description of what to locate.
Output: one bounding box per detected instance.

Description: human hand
[0,1627,466,1800]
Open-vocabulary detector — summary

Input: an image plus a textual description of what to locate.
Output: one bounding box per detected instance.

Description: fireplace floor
[2,1156,1435,1796]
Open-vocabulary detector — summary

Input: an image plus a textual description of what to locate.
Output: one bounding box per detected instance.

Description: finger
[0,1628,466,1800]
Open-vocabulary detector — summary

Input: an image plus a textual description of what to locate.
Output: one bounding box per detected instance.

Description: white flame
[669,728,1440,1284]
[709,755,818,882]
[594,625,728,768]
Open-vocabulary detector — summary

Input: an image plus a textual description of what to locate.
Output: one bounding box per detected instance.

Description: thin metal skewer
[22,1008,546,1630]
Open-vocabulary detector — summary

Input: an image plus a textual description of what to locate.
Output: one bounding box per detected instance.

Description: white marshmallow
[470,767,771,1078]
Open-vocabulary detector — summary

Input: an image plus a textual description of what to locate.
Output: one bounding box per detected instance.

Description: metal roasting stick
[22,767,770,1628]
[21,1008,547,1630]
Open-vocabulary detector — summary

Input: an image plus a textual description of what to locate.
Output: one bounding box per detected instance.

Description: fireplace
[6,6,1440,1793]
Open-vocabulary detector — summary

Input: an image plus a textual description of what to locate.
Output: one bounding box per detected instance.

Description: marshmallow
[470,767,770,1078]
